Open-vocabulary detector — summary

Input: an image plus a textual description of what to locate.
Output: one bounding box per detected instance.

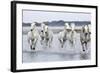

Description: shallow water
[22,32,91,63]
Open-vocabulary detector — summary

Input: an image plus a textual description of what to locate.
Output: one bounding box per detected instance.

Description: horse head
[41,23,45,31]
[30,22,36,31]
[64,23,70,32]
[44,25,48,32]
[71,23,75,32]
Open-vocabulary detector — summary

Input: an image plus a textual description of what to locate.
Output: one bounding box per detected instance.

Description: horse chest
[30,31,37,39]
[41,32,50,41]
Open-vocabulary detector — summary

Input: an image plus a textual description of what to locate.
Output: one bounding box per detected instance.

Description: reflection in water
[80,52,91,60]
[22,51,90,63]
[22,32,91,63]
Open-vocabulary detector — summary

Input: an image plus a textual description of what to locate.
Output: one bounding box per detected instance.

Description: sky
[23,10,91,23]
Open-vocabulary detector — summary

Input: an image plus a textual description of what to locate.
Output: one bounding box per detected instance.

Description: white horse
[58,23,70,48]
[40,24,53,47]
[80,24,91,51]
[27,23,39,50]
[69,23,76,47]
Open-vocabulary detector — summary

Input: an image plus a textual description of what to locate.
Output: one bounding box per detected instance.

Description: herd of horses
[27,22,91,52]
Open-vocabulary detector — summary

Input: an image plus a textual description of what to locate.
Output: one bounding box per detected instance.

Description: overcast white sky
[23,10,91,23]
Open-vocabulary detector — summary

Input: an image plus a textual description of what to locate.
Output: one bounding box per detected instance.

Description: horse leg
[70,39,73,47]
[29,40,33,50]
[32,39,37,50]
[72,40,75,49]
[30,45,33,50]
[40,37,42,45]
[59,39,63,48]
[48,39,51,48]
[32,42,35,50]
[46,39,48,46]
[32,47,35,50]
[44,39,48,48]
[83,45,85,51]
[41,37,44,45]
[85,42,88,50]
[48,39,50,47]
[61,42,63,48]
[62,40,65,48]
[49,37,53,48]
[81,42,85,51]
[41,40,43,45]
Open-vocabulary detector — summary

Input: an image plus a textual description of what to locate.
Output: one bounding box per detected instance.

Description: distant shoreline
[22,21,91,27]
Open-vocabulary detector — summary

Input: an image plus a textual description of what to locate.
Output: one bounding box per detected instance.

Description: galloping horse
[58,23,70,48]
[40,24,53,47]
[27,22,39,50]
[80,24,91,51]
[69,23,76,47]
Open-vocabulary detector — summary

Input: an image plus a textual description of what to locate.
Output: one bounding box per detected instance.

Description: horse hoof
[32,48,35,50]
